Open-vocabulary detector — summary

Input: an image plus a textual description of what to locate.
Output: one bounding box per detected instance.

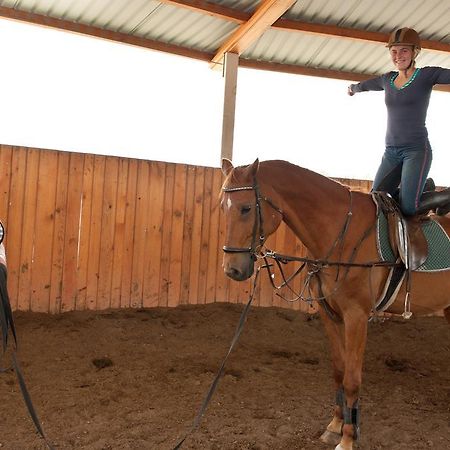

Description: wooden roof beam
[210,0,296,69]
[160,1,450,54]
[0,6,214,61]
[159,0,247,22]
[238,59,450,92]
[273,20,450,53]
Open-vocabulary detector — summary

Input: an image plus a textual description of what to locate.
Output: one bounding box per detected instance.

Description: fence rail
[0,145,372,313]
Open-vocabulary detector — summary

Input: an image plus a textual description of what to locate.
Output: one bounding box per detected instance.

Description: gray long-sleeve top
[349,66,450,147]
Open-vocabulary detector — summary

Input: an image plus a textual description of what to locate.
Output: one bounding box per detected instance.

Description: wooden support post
[220,52,239,163]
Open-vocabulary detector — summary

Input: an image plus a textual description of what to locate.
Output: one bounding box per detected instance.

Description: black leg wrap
[343,400,360,440]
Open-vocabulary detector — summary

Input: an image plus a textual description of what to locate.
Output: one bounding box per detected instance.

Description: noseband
[222,180,283,260]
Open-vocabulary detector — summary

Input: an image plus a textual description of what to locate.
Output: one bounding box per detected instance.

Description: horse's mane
[220,160,356,204]
[258,160,352,191]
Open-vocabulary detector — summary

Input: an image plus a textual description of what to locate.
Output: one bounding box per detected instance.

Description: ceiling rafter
[0,6,213,61]
[159,0,247,22]
[239,59,450,92]
[210,0,296,69]
[160,0,450,53]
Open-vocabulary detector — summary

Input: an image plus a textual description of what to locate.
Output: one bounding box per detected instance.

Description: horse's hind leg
[444,307,450,324]
[318,312,346,446]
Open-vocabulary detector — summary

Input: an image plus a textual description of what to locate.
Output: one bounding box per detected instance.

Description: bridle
[222,179,283,260]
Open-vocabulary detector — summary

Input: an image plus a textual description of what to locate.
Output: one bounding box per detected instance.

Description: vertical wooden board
[30,150,58,312]
[120,159,138,309]
[179,165,196,304]
[237,278,253,306]
[271,222,287,309]
[96,157,119,310]
[293,238,310,313]
[205,169,222,303]
[167,164,187,307]
[0,145,13,306]
[158,163,175,307]
[227,279,240,304]
[197,167,213,304]
[76,154,95,311]
[259,233,278,308]
[142,161,165,307]
[130,160,150,308]
[18,148,40,311]
[188,167,205,305]
[61,153,84,312]
[86,156,106,310]
[48,152,70,313]
[110,158,129,309]
[281,226,300,311]
[6,148,27,310]
[139,164,155,307]
[215,171,230,303]
[0,145,13,227]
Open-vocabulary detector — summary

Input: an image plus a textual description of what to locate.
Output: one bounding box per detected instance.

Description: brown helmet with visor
[387,27,421,50]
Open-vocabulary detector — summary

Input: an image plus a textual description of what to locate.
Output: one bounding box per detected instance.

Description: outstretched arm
[432,67,450,85]
[348,75,385,96]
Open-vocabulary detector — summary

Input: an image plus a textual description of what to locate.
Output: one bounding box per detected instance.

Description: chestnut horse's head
[221,158,283,281]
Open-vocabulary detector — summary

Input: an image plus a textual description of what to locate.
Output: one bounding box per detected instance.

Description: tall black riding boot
[436,202,450,216]
[416,188,450,216]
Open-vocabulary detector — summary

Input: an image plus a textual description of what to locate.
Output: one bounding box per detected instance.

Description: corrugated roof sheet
[1,0,449,81]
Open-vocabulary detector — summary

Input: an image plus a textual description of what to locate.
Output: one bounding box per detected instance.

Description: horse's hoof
[320,430,342,445]
[335,444,353,450]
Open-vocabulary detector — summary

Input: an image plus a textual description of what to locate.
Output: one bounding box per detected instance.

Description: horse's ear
[249,158,260,177]
[221,158,234,176]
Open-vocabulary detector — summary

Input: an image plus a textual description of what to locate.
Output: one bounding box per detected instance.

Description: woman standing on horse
[348,27,450,216]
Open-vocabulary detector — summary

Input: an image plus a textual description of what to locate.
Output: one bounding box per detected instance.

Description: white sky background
[0,18,448,184]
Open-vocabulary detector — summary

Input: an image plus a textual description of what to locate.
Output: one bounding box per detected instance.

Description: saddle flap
[395,216,429,270]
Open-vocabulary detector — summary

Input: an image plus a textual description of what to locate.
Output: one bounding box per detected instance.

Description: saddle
[372,192,429,270]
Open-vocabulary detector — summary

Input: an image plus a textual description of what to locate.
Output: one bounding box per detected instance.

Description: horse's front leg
[336,309,369,450]
[318,311,346,446]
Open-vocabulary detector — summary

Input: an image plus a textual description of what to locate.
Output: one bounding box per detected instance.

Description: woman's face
[389,45,414,71]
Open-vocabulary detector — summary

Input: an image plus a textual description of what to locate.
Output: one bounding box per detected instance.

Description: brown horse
[220,158,450,450]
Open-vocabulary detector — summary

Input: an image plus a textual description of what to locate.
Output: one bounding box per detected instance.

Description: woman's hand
[347,85,355,96]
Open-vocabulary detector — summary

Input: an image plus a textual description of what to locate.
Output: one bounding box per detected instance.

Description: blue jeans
[372,141,432,216]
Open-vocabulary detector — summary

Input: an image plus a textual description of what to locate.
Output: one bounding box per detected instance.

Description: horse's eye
[240,205,252,215]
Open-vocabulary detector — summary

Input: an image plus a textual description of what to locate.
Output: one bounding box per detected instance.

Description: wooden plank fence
[0,144,372,313]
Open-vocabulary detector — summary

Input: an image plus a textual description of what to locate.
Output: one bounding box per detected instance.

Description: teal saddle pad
[377,212,450,272]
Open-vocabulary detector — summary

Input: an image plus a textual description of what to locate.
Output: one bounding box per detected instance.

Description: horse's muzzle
[224,257,254,281]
